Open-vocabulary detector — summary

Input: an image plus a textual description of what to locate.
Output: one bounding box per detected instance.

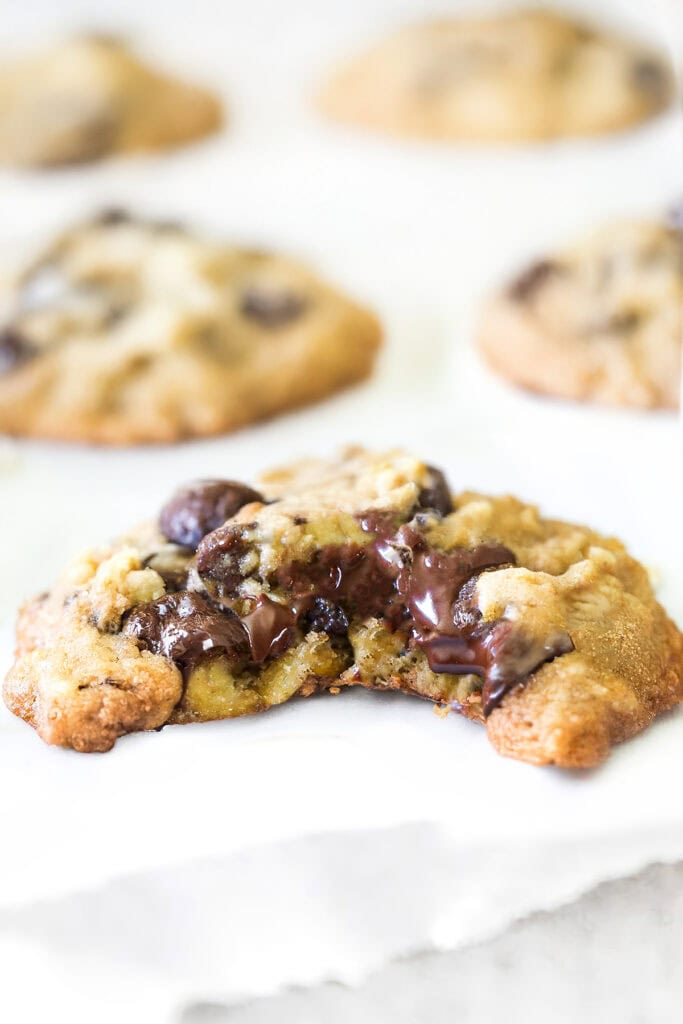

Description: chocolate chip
[160,480,263,551]
[195,524,251,597]
[241,596,299,663]
[480,623,574,715]
[94,208,132,227]
[0,328,34,374]
[123,591,250,670]
[631,58,669,98]
[303,598,349,636]
[417,466,453,517]
[509,260,560,302]
[241,287,307,328]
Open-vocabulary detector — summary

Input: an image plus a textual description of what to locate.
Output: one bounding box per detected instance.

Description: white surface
[179,861,683,1024]
[0,1,681,1022]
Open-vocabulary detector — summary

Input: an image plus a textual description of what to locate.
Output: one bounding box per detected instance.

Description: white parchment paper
[0,1,681,1021]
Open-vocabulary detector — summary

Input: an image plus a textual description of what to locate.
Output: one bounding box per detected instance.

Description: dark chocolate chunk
[241,287,307,328]
[195,524,251,597]
[275,541,398,621]
[303,597,350,636]
[123,591,250,670]
[480,622,574,715]
[417,465,453,517]
[0,328,35,374]
[159,495,570,712]
[509,260,560,302]
[631,58,669,98]
[160,480,264,550]
[399,537,514,636]
[241,595,299,663]
[94,207,132,227]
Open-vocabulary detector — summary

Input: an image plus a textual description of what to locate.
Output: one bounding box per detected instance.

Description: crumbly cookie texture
[5,449,682,766]
[478,221,682,410]
[0,210,381,443]
[318,9,673,142]
[0,34,222,166]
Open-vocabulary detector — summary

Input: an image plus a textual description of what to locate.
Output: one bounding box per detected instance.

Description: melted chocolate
[128,469,574,710]
[478,622,574,715]
[274,538,399,620]
[423,621,574,715]
[240,287,307,327]
[160,479,264,550]
[123,589,305,669]
[241,596,299,663]
[123,592,250,669]
[509,260,560,302]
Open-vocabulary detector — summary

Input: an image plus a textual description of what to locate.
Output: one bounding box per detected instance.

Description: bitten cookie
[477,220,682,409]
[0,210,382,443]
[0,34,222,166]
[318,8,673,142]
[5,449,682,766]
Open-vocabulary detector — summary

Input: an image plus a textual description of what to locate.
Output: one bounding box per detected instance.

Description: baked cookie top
[0,210,381,443]
[318,8,674,141]
[0,34,222,166]
[478,220,683,409]
[5,449,681,766]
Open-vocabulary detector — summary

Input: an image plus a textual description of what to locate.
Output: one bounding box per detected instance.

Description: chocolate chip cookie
[0,34,222,166]
[478,220,682,409]
[6,449,681,766]
[0,211,381,443]
[318,9,673,142]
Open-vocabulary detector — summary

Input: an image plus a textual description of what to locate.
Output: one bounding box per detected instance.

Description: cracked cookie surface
[5,449,682,766]
[478,220,682,409]
[0,34,222,166]
[0,211,381,443]
[318,9,673,142]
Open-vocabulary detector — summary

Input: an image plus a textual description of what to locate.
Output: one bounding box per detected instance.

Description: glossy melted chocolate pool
[123,473,573,715]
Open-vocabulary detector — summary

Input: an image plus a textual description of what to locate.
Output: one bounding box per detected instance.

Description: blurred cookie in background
[318,8,674,142]
[0,34,223,167]
[0,210,382,443]
[477,219,682,409]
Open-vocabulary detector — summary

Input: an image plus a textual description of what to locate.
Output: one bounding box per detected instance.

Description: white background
[0,2,681,1022]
